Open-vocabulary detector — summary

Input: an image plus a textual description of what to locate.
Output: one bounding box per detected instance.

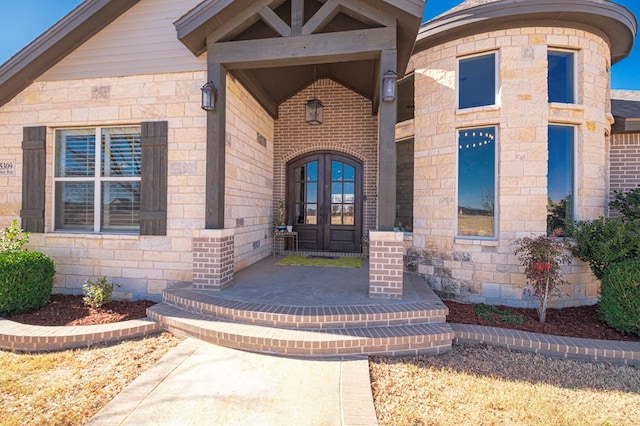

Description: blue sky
[0,0,638,89]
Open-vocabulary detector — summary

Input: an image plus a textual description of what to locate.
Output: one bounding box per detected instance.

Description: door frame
[286,151,363,252]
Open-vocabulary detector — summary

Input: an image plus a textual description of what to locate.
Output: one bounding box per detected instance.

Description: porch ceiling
[175,0,425,117]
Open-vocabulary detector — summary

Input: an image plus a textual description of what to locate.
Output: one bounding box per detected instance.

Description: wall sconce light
[382,70,398,102]
[305,98,324,125]
[201,81,216,111]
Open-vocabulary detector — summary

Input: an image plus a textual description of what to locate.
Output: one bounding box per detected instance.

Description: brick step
[147,303,454,357]
[162,286,448,330]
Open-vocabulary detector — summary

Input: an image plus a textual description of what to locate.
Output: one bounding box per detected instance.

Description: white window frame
[456,51,499,110]
[547,48,577,104]
[455,125,499,240]
[53,126,141,233]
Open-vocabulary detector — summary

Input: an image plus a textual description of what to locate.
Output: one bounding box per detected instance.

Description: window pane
[547,125,574,233]
[548,51,574,103]
[343,164,355,181]
[55,181,94,230]
[459,53,495,109]
[102,127,141,177]
[331,161,343,181]
[457,127,496,237]
[331,204,343,225]
[102,182,140,231]
[332,182,343,203]
[55,129,95,177]
[343,204,355,225]
[306,161,318,181]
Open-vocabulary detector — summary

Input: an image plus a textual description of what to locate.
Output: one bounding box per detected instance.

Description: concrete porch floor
[193,254,434,306]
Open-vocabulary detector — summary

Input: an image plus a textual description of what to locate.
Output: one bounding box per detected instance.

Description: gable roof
[0,0,142,108]
[173,0,425,116]
[416,0,637,65]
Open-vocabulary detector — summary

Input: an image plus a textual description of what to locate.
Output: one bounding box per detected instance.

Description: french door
[287,152,362,252]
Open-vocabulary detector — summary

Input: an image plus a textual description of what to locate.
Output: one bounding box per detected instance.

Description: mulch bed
[5,294,155,326]
[445,300,640,342]
[4,294,639,343]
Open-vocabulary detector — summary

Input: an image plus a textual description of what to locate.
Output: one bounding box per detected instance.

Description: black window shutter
[140,121,168,235]
[21,126,47,233]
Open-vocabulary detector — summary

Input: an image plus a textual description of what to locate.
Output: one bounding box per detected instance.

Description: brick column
[369,231,404,299]
[193,229,235,290]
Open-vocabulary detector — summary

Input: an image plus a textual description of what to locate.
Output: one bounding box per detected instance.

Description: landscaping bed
[4,294,154,326]
[444,301,640,342]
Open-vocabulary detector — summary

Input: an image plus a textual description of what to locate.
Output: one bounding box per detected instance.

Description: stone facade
[406,27,612,307]
[0,71,274,300]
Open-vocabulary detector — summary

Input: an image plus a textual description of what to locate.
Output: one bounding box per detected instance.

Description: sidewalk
[87,338,378,426]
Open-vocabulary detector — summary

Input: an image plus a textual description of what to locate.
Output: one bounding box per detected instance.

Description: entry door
[288,152,362,252]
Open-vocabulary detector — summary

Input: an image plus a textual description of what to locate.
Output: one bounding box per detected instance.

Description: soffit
[175,0,425,117]
[416,0,637,65]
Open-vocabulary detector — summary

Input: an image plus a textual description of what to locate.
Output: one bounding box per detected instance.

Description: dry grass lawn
[0,332,180,426]
[371,344,640,426]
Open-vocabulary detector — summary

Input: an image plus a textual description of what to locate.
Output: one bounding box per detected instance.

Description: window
[547,125,574,233]
[54,126,141,233]
[457,127,496,238]
[458,53,496,109]
[548,50,575,103]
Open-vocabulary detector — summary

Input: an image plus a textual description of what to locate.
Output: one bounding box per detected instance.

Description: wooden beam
[338,0,396,28]
[377,49,398,230]
[259,6,291,37]
[205,61,227,229]
[210,27,396,69]
[291,0,304,36]
[302,0,339,35]
[204,0,273,43]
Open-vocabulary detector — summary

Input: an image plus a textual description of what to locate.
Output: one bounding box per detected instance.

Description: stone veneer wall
[273,79,378,241]
[0,70,274,300]
[610,132,640,211]
[407,27,612,307]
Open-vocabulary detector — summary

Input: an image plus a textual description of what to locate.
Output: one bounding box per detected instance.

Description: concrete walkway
[87,338,378,426]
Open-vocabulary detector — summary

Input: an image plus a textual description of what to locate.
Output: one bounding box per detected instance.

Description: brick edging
[0,317,162,352]
[450,323,640,366]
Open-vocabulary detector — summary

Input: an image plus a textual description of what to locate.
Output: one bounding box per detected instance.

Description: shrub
[0,251,55,316]
[609,187,640,221]
[513,232,571,323]
[567,217,640,280]
[0,220,29,254]
[599,260,640,336]
[83,277,121,309]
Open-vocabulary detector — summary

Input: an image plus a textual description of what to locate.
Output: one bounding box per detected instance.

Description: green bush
[0,251,55,316]
[567,217,640,280]
[0,219,29,254]
[609,187,640,221]
[599,260,640,336]
[83,276,120,309]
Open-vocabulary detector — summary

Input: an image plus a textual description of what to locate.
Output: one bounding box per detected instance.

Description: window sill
[456,104,500,116]
[49,231,140,238]
[454,238,499,247]
[549,102,584,112]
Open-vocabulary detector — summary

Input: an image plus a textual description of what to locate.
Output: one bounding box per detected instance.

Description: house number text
[0,161,15,176]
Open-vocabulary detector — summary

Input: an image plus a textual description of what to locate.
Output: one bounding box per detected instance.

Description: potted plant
[275,200,286,231]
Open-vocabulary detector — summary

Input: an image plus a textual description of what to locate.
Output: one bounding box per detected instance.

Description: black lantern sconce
[305,65,323,125]
[201,81,216,111]
[305,98,324,125]
[382,70,398,102]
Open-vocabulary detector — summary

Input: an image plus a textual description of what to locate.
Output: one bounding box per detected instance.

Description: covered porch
[176,0,425,300]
